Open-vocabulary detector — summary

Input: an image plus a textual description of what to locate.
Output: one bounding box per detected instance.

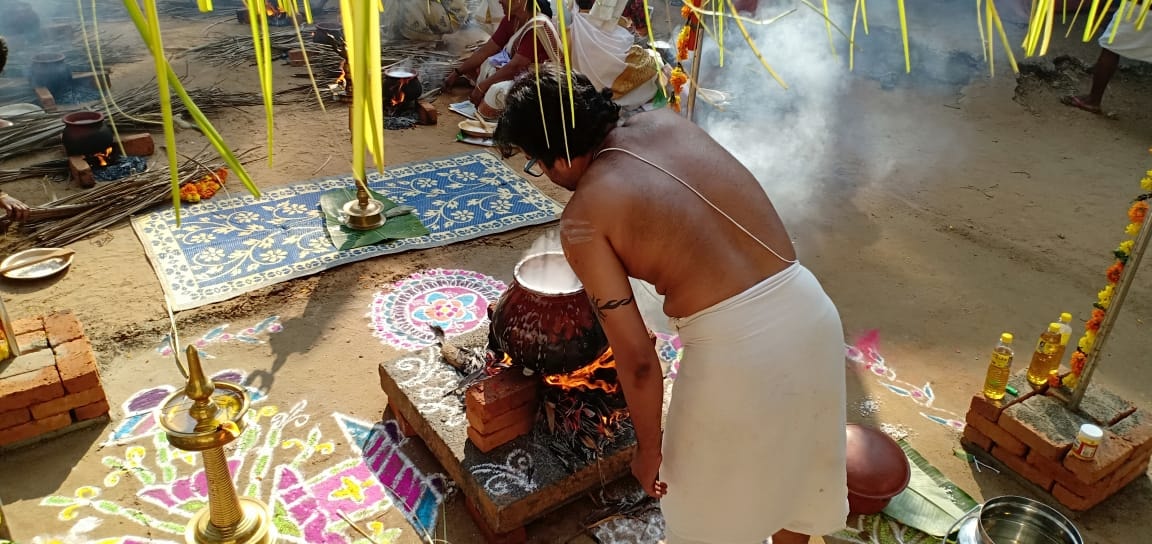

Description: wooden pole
[1068,209,1152,411]
[685,16,705,122]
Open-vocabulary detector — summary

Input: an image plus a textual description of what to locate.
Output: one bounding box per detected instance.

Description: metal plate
[1,248,74,280]
[956,514,980,544]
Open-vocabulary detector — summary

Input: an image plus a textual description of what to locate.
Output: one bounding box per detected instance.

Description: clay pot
[28,53,70,93]
[489,252,609,375]
[313,22,344,46]
[846,423,911,514]
[61,111,115,157]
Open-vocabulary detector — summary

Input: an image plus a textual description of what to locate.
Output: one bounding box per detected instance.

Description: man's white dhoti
[662,263,848,543]
[1100,11,1152,63]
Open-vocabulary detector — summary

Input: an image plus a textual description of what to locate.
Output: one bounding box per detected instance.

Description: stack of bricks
[465,368,539,453]
[0,311,109,449]
[963,371,1152,511]
[68,133,155,189]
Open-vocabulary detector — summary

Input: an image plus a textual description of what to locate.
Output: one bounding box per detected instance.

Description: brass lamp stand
[156,346,275,544]
[342,179,385,230]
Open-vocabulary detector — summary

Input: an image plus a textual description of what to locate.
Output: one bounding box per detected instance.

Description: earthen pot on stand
[846,423,912,514]
[28,53,70,93]
[61,111,114,157]
[489,252,609,376]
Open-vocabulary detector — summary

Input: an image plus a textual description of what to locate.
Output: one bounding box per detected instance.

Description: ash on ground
[856,396,882,418]
[93,155,147,181]
[384,110,419,130]
[54,86,102,105]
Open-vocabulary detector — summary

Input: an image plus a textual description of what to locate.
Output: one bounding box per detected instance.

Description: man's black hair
[533,0,554,18]
[493,64,620,168]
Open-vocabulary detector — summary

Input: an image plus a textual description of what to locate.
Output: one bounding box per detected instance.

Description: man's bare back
[563,109,797,317]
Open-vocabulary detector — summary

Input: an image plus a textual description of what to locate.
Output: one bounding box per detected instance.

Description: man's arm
[562,217,667,497]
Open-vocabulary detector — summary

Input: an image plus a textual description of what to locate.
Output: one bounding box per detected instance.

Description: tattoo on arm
[590,294,635,320]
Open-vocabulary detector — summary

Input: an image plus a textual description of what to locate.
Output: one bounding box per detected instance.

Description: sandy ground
[1,2,1151,543]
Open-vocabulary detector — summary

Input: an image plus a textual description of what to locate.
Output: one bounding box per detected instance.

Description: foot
[1061,94,1102,115]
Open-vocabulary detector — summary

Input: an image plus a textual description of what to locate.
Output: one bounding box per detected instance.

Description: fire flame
[335,62,348,88]
[542,348,618,394]
[390,86,406,108]
[265,1,285,16]
[91,146,113,167]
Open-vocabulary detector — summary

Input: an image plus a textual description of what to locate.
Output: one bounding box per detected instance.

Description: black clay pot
[384,70,422,111]
[489,252,609,375]
[313,22,344,46]
[62,111,115,157]
[28,53,71,94]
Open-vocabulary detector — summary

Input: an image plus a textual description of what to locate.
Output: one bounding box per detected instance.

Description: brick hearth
[0,311,110,449]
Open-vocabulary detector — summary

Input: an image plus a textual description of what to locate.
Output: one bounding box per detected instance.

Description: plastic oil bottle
[1052,312,1073,367]
[1026,323,1063,389]
[983,333,1015,400]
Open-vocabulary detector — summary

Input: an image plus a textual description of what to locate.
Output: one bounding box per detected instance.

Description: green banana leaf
[319,188,429,250]
[880,440,979,538]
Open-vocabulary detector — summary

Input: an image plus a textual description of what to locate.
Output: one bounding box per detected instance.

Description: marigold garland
[669,66,689,112]
[675,0,703,62]
[1062,168,1152,389]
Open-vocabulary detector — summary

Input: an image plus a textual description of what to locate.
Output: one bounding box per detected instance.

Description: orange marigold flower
[1070,350,1087,372]
[1106,261,1125,284]
[676,26,691,61]
[1086,315,1104,333]
[1130,201,1149,224]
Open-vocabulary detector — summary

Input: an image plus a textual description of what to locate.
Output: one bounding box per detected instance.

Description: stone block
[1026,449,1102,498]
[0,347,56,379]
[468,399,535,436]
[991,445,1054,490]
[119,133,155,157]
[0,408,31,430]
[15,330,48,353]
[44,310,85,347]
[465,496,527,544]
[962,424,993,452]
[54,337,100,394]
[417,102,438,125]
[966,411,1029,456]
[467,415,535,454]
[1063,430,1134,484]
[287,48,306,67]
[35,87,56,112]
[1110,410,1152,455]
[73,399,110,421]
[0,366,64,413]
[466,369,539,422]
[0,412,71,447]
[68,156,94,188]
[1075,383,1137,426]
[11,317,44,336]
[1000,395,1087,461]
[29,386,105,420]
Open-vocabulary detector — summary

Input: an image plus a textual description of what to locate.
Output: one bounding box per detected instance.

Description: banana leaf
[880,440,979,538]
[319,188,428,250]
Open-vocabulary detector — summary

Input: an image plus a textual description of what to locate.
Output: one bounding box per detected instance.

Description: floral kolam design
[369,268,507,351]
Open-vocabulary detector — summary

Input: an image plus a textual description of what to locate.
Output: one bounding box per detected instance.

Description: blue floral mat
[132,152,563,311]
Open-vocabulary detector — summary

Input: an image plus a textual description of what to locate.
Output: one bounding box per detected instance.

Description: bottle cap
[1001,333,1014,343]
[1079,424,1104,440]
[1060,312,1072,323]
[1048,323,1062,333]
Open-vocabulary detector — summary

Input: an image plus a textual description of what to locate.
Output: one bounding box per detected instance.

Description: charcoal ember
[384,111,419,130]
[93,155,148,181]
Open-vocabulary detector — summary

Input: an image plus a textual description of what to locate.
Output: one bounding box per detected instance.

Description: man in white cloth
[493,66,848,544]
[1063,8,1152,115]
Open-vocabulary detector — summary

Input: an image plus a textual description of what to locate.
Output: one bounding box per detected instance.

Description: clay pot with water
[61,111,115,157]
[489,252,609,376]
[28,53,70,94]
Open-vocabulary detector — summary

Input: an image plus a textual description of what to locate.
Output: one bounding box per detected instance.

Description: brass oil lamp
[156,346,274,543]
[341,181,385,230]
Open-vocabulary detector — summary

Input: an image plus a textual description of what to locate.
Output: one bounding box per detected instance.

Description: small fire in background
[539,348,633,469]
[88,146,114,168]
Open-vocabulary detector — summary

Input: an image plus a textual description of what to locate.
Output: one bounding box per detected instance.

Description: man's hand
[0,193,29,222]
[442,69,461,91]
[469,83,488,107]
[632,446,667,498]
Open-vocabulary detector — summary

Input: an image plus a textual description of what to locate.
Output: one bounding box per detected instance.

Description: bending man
[494,66,847,544]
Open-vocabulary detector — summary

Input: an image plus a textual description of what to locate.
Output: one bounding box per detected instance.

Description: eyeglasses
[523,157,543,178]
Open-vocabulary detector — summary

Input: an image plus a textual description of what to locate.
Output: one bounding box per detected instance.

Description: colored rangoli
[368,268,507,351]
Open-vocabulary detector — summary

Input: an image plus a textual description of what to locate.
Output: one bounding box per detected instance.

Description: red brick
[29,386,105,420]
[962,424,993,452]
[73,399,110,421]
[287,48,306,67]
[53,337,100,394]
[969,394,1011,423]
[35,87,56,112]
[1027,449,1103,498]
[0,347,56,379]
[465,496,527,543]
[467,414,534,454]
[1052,483,1109,512]
[417,102,438,125]
[15,330,48,353]
[468,400,535,436]
[119,133,155,157]
[1000,395,1086,461]
[0,412,71,447]
[0,408,30,430]
[465,369,539,422]
[966,412,1029,456]
[0,366,64,413]
[44,311,84,347]
[1110,410,1152,454]
[68,155,94,189]
[991,445,1054,490]
[386,402,417,438]
[11,317,44,336]
[1063,430,1134,484]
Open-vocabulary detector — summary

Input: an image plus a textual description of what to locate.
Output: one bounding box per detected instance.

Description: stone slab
[379,345,635,535]
[0,347,56,380]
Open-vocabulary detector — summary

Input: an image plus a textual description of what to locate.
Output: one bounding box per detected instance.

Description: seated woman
[443,0,562,120]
